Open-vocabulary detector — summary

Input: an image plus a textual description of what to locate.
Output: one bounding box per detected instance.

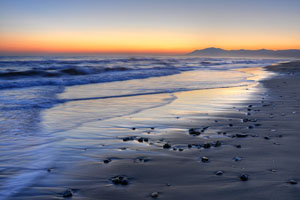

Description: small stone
[233,156,242,162]
[163,143,171,149]
[112,176,129,185]
[235,145,241,148]
[62,189,73,198]
[248,126,254,129]
[201,156,209,162]
[264,136,270,140]
[236,133,248,138]
[216,171,224,175]
[288,179,298,185]
[137,138,143,143]
[150,127,155,130]
[214,141,222,147]
[240,174,249,181]
[189,128,201,136]
[242,119,249,123]
[151,192,159,198]
[203,143,211,148]
[179,148,184,152]
[188,144,192,148]
[132,127,136,130]
[143,138,149,142]
[229,124,233,127]
[103,159,111,164]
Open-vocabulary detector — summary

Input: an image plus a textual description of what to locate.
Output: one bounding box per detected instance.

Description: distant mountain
[187,47,300,58]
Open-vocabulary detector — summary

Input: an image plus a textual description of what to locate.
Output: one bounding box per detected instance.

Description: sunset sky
[0,0,300,55]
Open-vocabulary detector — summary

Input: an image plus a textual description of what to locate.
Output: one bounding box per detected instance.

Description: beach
[0,58,300,200]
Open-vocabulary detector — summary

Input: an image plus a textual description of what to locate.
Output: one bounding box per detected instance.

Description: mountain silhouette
[187,47,300,58]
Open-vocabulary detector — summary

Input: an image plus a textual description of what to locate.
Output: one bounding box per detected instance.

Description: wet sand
[11,61,300,200]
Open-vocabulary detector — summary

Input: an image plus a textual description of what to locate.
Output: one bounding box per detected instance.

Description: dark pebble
[143,138,149,142]
[189,128,201,136]
[235,145,242,148]
[138,138,144,143]
[201,156,209,162]
[214,141,222,147]
[103,159,111,164]
[242,119,249,123]
[151,192,159,198]
[248,126,254,129]
[188,144,192,148]
[203,143,211,148]
[236,133,248,138]
[112,176,129,185]
[62,189,73,198]
[132,127,136,130]
[288,179,298,185]
[240,174,249,181]
[233,156,242,162]
[229,124,233,127]
[163,143,171,149]
[264,136,270,140]
[216,171,224,175]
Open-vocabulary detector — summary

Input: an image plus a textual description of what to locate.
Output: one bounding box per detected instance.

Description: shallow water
[0,56,284,199]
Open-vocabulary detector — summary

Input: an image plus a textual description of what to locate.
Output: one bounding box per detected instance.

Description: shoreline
[7,61,300,200]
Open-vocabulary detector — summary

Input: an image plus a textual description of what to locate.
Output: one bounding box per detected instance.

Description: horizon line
[1,47,300,56]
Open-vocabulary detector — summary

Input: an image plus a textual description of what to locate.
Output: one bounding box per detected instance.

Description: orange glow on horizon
[1,30,300,54]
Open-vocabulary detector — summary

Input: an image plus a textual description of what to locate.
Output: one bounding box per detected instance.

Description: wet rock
[138,138,144,143]
[216,171,224,176]
[188,144,192,148]
[201,156,209,162]
[179,148,184,152]
[233,156,242,162]
[132,127,136,130]
[143,138,149,142]
[254,124,262,127]
[122,136,136,142]
[189,128,201,136]
[236,133,248,138]
[151,192,159,198]
[264,136,270,140]
[242,119,249,123]
[62,189,73,198]
[203,143,211,149]
[214,141,222,147]
[229,124,233,127]
[235,145,242,148]
[150,127,155,130]
[163,143,171,149]
[103,159,111,164]
[112,176,129,185]
[240,174,249,181]
[134,157,150,163]
[288,179,298,185]
[248,126,254,129]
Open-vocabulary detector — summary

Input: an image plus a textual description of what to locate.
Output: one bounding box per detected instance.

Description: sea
[0,55,286,199]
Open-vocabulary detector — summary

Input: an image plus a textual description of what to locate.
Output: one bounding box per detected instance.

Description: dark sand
[11,61,300,200]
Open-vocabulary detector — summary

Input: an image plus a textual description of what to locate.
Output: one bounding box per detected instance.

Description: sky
[0,0,300,55]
